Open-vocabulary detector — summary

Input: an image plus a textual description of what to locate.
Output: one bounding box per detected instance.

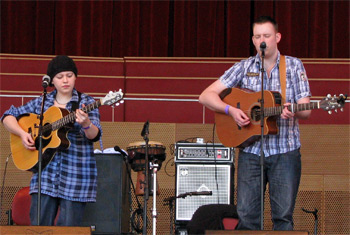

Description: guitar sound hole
[251,106,261,122]
[42,123,52,138]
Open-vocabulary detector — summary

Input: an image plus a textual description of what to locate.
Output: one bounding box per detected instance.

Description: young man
[1,55,102,226]
[199,16,311,230]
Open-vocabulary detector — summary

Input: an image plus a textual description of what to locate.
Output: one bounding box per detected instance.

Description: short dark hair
[253,16,278,32]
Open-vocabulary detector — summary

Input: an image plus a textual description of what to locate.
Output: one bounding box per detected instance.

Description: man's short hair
[253,16,278,32]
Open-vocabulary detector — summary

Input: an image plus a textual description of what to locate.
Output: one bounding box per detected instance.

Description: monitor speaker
[175,163,234,222]
[81,154,130,234]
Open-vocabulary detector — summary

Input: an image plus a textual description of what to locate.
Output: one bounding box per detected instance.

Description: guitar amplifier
[175,163,234,222]
[174,143,235,223]
[175,142,234,163]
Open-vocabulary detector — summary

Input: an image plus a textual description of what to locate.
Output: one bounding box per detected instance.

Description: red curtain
[1,0,349,58]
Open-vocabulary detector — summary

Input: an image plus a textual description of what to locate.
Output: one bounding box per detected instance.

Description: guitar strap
[71,91,82,111]
[279,55,286,104]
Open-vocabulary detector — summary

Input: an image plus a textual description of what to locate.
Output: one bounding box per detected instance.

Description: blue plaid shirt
[220,52,311,157]
[1,89,102,202]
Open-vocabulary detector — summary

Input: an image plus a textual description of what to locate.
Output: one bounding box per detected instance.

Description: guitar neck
[265,102,319,117]
[46,100,102,132]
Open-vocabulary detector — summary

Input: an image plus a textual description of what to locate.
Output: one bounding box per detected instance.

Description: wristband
[82,122,92,130]
[224,105,231,115]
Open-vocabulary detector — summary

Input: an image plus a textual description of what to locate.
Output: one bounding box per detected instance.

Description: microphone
[176,191,213,199]
[190,191,212,196]
[114,145,128,160]
[260,42,266,51]
[42,75,51,88]
[141,120,149,137]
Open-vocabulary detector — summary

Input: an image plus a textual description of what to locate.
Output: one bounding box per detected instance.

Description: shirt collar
[254,51,281,67]
[47,88,79,103]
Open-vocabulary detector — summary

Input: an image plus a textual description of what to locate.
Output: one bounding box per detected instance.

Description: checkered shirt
[220,52,311,157]
[1,89,102,202]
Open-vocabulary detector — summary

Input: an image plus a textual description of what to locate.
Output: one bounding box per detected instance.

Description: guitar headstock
[101,89,124,106]
[319,94,348,114]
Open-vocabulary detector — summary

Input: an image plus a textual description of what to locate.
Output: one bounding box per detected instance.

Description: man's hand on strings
[228,106,251,127]
[281,103,295,119]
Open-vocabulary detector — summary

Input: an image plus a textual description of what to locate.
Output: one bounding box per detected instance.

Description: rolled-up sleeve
[293,59,312,101]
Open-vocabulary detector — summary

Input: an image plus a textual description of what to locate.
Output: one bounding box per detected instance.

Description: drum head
[126,141,166,172]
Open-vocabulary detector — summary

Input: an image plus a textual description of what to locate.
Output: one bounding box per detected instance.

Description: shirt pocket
[241,76,261,91]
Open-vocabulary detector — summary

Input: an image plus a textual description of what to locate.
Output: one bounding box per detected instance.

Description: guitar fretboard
[43,100,102,133]
[264,102,319,117]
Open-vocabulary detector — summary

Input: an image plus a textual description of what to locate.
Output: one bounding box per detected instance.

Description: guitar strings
[50,100,102,130]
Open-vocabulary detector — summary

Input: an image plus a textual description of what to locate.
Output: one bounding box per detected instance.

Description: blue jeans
[30,193,86,226]
[236,149,301,230]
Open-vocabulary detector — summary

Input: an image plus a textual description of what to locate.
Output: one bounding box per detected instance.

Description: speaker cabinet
[175,163,234,222]
[81,154,130,234]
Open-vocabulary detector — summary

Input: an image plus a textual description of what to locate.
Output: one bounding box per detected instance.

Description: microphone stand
[36,87,48,225]
[151,161,159,235]
[259,46,266,230]
[163,191,212,235]
[141,121,150,235]
[302,208,318,235]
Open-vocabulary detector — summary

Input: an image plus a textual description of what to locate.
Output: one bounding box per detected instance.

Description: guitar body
[215,88,281,148]
[8,89,124,172]
[10,106,71,172]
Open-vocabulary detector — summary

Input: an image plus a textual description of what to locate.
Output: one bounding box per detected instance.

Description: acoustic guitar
[215,88,347,148]
[10,90,124,172]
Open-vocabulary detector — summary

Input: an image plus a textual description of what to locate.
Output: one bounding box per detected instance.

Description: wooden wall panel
[301,59,349,79]
[324,192,350,234]
[124,100,203,123]
[308,80,349,98]
[300,125,350,175]
[124,57,241,78]
[1,54,349,124]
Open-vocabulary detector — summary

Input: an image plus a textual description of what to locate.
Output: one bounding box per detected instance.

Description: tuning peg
[115,103,120,106]
[120,100,124,104]
[341,108,344,112]
[328,111,332,114]
[327,94,331,99]
[335,109,338,113]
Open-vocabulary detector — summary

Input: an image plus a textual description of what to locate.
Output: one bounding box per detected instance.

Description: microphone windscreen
[114,145,128,157]
[114,145,121,152]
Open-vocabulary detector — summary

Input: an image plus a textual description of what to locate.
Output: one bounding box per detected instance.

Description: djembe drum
[127,141,166,196]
